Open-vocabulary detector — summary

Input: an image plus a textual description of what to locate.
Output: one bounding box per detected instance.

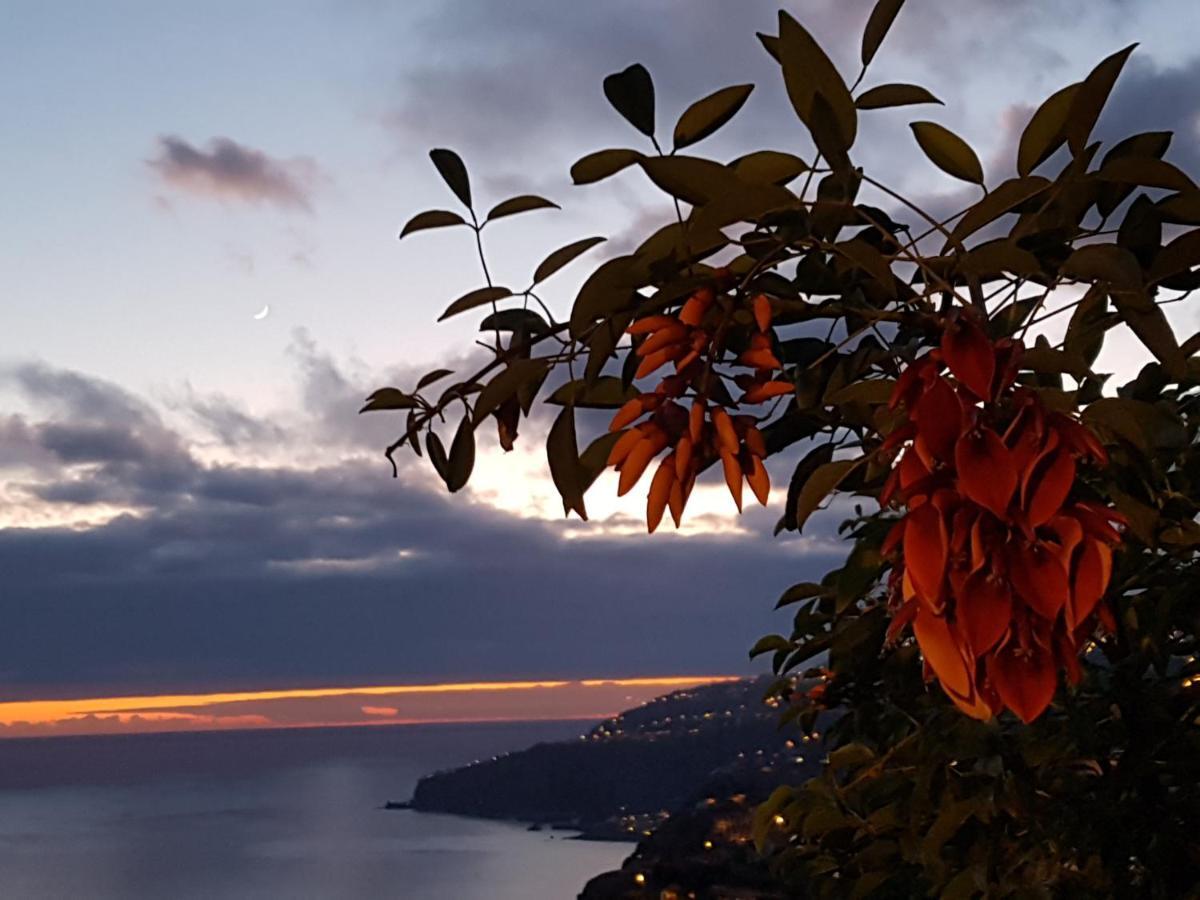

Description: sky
[1,0,1198,736]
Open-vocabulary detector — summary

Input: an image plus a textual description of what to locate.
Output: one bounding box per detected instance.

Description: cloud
[0,353,847,702]
[147,135,319,211]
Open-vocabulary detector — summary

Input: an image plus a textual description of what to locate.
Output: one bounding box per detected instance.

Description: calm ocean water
[0,721,633,899]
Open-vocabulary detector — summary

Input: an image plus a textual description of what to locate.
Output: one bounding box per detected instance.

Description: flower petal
[957,571,1012,655]
[1025,448,1076,527]
[1069,537,1112,628]
[990,642,1057,723]
[942,316,996,400]
[955,427,1017,518]
[904,503,948,609]
[1009,541,1070,620]
[913,376,963,465]
[913,606,974,699]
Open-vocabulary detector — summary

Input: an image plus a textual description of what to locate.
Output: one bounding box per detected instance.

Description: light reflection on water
[0,722,633,899]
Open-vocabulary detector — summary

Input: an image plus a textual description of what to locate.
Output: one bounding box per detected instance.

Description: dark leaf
[438,286,514,321]
[861,0,905,66]
[445,416,475,492]
[638,154,743,206]
[793,458,860,532]
[360,387,417,413]
[949,176,1050,245]
[775,582,832,608]
[750,635,793,659]
[415,369,454,391]
[673,84,754,150]
[910,121,984,185]
[729,150,809,185]
[533,236,606,285]
[479,308,551,336]
[1149,229,1200,284]
[425,431,449,481]
[547,406,586,518]
[602,63,655,137]
[429,148,472,208]
[578,432,621,493]
[1017,82,1080,176]
[778,11,857,151]
[855,83,940,110]
[399,209,467,239]
[570,149,644,185]
[1063,287,1109,368]
[547,376,638,409]
[485,195,559,222]
[1064,44,1137,154]
[1060,244,1141,288]
[472,359,551,424]
[1111,289,1186,378]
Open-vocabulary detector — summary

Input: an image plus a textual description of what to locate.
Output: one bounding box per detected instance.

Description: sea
[0,721,634,899]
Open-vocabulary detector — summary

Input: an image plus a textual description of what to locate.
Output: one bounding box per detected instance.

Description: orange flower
[883,318,1123,722]
[605,286,786,529]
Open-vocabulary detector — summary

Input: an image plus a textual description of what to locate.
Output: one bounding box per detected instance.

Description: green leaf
[861,0,905,66]
[547,376,637,409]
[398,209,467,239]
[570,149,644,185]
[533,236,606,285]
[415,369,454,391]
[1065,44,1137,155]
[472,359,551,424]
[750,634,793,659]
[445,415,475,492]
[1017,82,1080,176]
[792,458,860,532]
[485,195,559,222]
[910,121,984,185]
[429,148,472,209]
[602,63,655,137]
[673,84,754,150]
[478,308,550,336]
[778,11,857,152]
[855,82,940,110]
[949,176,1051,244]
[438,286,514,321]
[547,406,586,519]
[729,150,808,185]
[359,387,418,413]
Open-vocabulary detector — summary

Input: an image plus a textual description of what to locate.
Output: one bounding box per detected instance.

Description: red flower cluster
[882,316,1123,723]
[607,287,792,531]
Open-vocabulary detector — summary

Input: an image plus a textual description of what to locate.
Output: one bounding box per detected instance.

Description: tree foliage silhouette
[367,2,1200,895]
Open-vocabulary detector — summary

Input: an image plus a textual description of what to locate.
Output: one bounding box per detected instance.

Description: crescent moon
[253,305,270,320]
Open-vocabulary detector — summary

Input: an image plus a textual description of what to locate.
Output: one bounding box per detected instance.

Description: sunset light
[0,676,740,739]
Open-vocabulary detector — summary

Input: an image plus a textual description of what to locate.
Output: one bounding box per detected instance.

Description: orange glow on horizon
[0,675,741,739]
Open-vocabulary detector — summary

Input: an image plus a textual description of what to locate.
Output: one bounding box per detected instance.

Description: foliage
[368,2,1200,896]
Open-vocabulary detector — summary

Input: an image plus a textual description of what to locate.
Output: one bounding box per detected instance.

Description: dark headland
[395,678,829,898]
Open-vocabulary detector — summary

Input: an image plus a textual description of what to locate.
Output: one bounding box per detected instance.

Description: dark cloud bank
[0,347,841,701]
